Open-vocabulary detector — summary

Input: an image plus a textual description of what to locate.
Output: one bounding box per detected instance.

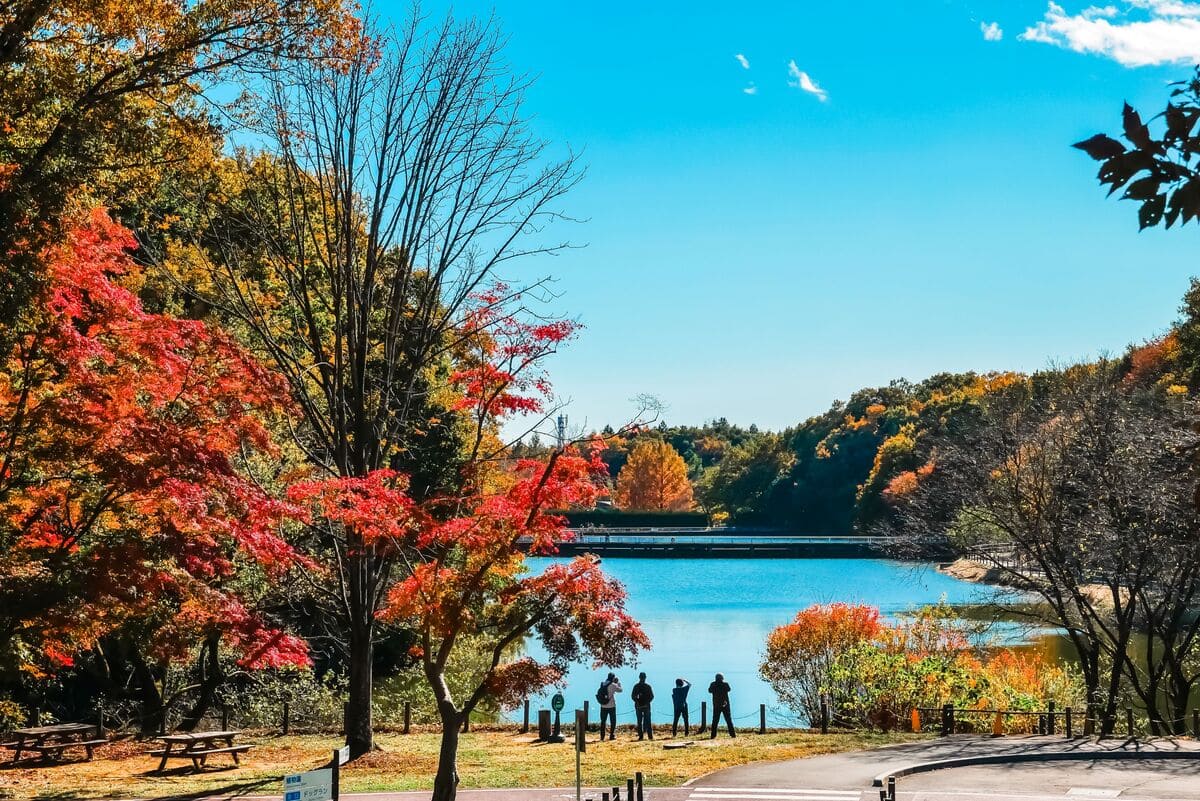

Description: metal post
[331,749,340,801]
[636,771,644,801]
[603,794,610,801]
[1126,707,1135,738]
[403,701,411,734]
[612,787,620,801]
[523,699,531,734]
[941,704,953,736]
[1065,707,1073,738]
[1048,701,1055,736]
[700,701,707,731]
[583,700,590,730]
[887,776,896,801]
[627,778,634,801]
[820,698,829,734]
[759,704,766,734]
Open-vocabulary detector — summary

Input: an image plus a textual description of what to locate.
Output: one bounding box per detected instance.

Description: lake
[510,557,1038,728]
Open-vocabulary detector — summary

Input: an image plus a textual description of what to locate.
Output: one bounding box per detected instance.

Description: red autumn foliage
[0,209,308,672]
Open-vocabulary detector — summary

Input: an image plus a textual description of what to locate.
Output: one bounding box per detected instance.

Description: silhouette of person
[632,672,655,740]
[599,672,622,741]
[708,673,735,738]
[671,678,691,736]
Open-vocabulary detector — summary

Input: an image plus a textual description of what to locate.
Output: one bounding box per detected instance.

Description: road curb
[872,748,1200,787]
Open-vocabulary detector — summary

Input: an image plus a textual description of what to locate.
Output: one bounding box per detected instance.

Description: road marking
[688,790,861,801]
[1066,791,1121,798]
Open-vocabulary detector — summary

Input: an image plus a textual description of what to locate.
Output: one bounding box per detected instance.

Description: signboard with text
[283,767,333,801]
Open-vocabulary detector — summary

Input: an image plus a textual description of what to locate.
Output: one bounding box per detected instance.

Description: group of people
[595,672,736,740]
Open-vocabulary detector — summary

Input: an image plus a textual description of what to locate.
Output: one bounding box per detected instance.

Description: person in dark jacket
[631,672,655,740]
[671,678,691,736]
[708,673,735,738]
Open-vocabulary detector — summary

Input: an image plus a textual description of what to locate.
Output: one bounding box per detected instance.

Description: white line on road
[688,794,861,801]
[690,790,860,796]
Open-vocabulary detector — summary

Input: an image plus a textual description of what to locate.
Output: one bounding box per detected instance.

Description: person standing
[671,678,691,736]
[708,673,735,738]
[598,672,622,741]
[631,672,655,740]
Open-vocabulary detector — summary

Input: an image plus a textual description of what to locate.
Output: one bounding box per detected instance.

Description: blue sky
[406,1,1200,434]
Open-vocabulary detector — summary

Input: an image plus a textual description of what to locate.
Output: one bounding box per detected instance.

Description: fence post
[523,699,530,734]
[1065,707,1073,738]
[1048,701,1055,736]
[402,701,411,734]
[759,704,766,734]
[1126,707,1135,738]
[31,707,40,727]
[700,701,708,731]
[584,700,590,731]
[820,698,829,734]
[221,704,230,731]
[282,701,290,735]
[940,704,953,736]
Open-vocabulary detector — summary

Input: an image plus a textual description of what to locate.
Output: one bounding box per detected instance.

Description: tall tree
[176,12,582,756]
[614,439,695,511]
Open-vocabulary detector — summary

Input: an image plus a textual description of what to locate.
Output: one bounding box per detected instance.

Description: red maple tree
[0,210,308,726]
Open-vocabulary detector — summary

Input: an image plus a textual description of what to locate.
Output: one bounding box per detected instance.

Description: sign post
[283,745,349,801]
[548,692,566,743]
[575,708,587,801]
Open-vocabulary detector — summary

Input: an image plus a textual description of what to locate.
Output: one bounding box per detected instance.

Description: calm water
[509,557,1027,727]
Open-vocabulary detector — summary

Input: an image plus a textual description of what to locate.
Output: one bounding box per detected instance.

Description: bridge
[522,528,900,558]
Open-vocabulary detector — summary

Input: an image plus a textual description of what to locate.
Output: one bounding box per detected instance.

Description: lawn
[0,726,922,800]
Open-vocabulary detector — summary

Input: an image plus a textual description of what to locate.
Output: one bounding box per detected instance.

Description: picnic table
[3,722,107,762]
[150,730,252,772]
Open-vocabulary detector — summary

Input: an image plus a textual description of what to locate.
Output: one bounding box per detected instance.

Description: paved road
[119,737,1200,801]
[688,736,1200,801]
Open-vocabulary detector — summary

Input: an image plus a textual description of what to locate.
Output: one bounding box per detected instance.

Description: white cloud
[743,83,758,95]
[735,53,750,69]
[786,60,827,101]
[1021,1,1200,66]
[981,21,1004,40]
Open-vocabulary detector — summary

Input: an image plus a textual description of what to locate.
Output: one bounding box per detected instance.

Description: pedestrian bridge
[521,528,898,558]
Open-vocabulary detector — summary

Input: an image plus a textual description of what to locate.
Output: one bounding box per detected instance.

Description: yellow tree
[614,440,695,511]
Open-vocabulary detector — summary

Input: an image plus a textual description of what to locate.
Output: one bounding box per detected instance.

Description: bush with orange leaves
[765,601,1084,731]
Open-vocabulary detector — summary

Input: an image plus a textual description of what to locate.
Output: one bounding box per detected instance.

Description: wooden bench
[152,731,250,772]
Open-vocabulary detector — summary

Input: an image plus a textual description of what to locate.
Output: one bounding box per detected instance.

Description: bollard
[1048,701,1056,736]
[700,701,707,731]
[887,775,896,801]
[612,787,620,801]
[403,701,411,734]
[820,698,829,734]
[282,701,290,735]
[759,704,766,734]
[627,778,634,801]
[538,709,552,740]
[635,772,644,801]
[221,704,230,731]
[603,794,610,801]
[1065,707,1073,738]
[1126,707,1134,738]
[523,699,530,734]
[940,704,953,736]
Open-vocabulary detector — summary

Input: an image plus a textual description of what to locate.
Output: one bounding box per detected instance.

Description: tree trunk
[346,620,374,757]
[178,634,222,732]
[431,706,462,801]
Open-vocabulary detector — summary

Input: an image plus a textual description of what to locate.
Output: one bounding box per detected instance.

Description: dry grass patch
[0,728,923,799]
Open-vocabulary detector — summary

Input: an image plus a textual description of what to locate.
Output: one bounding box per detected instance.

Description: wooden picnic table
[150,730,252,772]
[3,722,107,762]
